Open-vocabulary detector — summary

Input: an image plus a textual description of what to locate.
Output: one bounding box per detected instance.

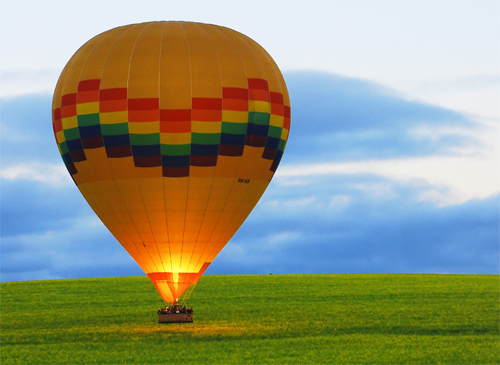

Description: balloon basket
[158,313,193,323]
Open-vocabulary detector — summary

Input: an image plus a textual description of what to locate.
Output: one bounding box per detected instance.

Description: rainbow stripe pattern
[53,78,290,181]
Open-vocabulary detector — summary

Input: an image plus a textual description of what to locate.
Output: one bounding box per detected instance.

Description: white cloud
[408,74,500,119]
[328,195,351,210]
[0,163,71,185]
[350,182,399,200]
[277,152,499,206]
[276,109,500,206]
[0,69,58,98]
[266,231,303,246]
[264,196,317,210]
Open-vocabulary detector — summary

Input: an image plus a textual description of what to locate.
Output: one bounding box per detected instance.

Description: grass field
[1,274,499,364]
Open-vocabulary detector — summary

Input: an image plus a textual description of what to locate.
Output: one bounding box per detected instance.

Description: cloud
[1,71,498,282]
[210,179,499,275]
[0,220,143,282]
[280,71,499,206]
[0,69,60,98]
[276,154,499,206]
[284,72,479,164]
[0,94,61,166]
[411,74,500,118]
[0,178,86,237]
[1,163,71,184]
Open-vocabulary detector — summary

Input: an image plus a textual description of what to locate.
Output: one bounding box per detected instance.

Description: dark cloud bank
[285,72,479,163]
[1,72,498,282]
[214,176,499,276]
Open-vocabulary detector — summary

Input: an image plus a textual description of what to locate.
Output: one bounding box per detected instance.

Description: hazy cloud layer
[1,71,498,282]
[285,72,479,163]
[212,176,499,275]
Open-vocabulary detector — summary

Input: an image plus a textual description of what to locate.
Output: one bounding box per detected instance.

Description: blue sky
[1,0,499,281]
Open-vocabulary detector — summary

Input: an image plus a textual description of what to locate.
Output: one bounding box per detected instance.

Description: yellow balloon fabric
[52,21,291,302]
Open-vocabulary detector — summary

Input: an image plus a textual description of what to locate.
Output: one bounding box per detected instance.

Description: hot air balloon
[52,21,291,309]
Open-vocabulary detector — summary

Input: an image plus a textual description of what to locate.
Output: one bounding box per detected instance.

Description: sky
[1,0,499,282]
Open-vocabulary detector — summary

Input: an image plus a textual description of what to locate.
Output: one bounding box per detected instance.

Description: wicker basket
[158,313,193,323]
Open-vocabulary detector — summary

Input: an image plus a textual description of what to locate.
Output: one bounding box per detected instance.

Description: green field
[1,274,498,364]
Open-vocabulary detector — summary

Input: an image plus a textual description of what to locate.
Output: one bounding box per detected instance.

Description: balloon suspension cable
[179,283,197,307]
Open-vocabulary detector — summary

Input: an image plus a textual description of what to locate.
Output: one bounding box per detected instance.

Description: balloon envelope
[52,21,291,302]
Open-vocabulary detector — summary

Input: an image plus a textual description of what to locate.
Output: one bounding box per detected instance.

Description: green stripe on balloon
[64,127,80,141]
[221,122,247,134]
[161,144,190,156]
[101,123,129,136]
[192,133,220,145]
[77,113,100,127]
[130,134,160,146]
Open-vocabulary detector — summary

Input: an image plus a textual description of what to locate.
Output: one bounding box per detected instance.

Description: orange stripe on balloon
[223,99,247,112]
[249,89,269,102]
[77,91,100,103]
[160,109,191,121]
[100,100,127,113]
[160,121,191,133]
[61,105,76,118]
[53,118,63,133]
[129,110,159,122]
[192,109,222,122]
[271,103,284,116]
